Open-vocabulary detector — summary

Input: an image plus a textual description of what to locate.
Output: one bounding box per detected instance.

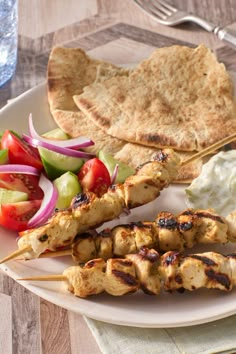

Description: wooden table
[0,1,236,353]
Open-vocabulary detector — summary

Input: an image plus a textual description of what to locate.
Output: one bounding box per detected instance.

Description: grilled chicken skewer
[19,247,236,298]
[38,208,236,264]
[0,149,180,263]
[2,131,236,264]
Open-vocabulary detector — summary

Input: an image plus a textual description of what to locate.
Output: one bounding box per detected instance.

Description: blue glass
[0,0,18,87]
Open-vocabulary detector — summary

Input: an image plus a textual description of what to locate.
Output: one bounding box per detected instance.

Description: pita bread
[47,46,129,155]
[75,44,236,151]
[52,109,203,182]
[47,46,129,112]
[46,46,206,182]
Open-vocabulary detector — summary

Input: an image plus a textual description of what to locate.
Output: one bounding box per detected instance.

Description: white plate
[0,74,236,328]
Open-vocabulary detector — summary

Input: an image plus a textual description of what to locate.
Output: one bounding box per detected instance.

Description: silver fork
[134,0,236,49]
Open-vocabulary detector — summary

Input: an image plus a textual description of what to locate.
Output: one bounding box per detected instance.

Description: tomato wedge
[0,200,42,231]
[0,173,43,200]
[78,158,111,197]
[1,130,43,170]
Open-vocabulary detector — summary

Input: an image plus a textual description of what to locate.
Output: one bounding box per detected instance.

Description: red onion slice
[23,134,95,159]
[0,164,40,175]
[27,173,58,228]
[28,113,94,148]
[111,164,119,184]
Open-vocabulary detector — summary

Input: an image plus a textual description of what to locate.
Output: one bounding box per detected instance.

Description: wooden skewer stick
[16,248,72,261]
[4,247,72,263]
[181,132,236,167]
[18,274,66,281]
[173,179,192,185]
[39,249,72,259]
[0,246,32,264]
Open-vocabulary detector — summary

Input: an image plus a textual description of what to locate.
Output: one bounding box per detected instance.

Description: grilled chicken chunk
[160,251,232,292]
[19,210,79,259]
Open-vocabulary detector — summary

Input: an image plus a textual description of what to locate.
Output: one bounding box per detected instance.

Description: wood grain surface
[1,1,236,353]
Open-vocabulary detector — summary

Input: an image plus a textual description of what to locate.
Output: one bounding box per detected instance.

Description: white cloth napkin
[84,315,236,354]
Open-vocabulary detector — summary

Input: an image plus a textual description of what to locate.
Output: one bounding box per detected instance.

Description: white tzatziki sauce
[185,150,236,217]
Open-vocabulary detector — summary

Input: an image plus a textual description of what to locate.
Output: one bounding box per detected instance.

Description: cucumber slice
[53,171,82,209]
[42,128,69,140]
[0,149,8,165]
[0,188,28,204]
[38,146,84,180]
[98,150,135,184]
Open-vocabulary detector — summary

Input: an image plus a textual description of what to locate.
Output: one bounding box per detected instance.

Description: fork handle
[214,27,236,49]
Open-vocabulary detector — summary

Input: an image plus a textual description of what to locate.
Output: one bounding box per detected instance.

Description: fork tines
[134,0,177,21]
